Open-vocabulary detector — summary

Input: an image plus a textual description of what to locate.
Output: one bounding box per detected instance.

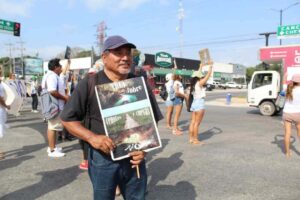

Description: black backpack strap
[84,73,97,129]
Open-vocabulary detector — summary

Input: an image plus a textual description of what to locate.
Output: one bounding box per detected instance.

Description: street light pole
[271,1,300,45]
[279,9,282,45]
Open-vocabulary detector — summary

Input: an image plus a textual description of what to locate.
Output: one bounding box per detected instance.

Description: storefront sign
[155,52,173,67]
[259,45,300,82]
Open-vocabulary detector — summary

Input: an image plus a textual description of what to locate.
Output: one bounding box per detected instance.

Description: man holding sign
[61,35,163,200]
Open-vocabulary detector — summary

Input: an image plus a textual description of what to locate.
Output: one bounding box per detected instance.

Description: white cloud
[0,0,34,16]
[84,0,150,11]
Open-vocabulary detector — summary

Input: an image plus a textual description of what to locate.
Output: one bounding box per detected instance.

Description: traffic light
[14,22,21,36]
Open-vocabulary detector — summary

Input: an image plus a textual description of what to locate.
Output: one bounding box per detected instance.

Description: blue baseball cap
[103,35,136,52]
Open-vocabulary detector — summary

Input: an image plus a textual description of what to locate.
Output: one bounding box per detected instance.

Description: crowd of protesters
[1,35,300,200]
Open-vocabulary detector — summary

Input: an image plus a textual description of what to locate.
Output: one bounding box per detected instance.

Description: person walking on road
[283,73,300,158]
[42,58,69,158]
[188,62,213,145]
[61,35,163,200]
[30,76,39,113]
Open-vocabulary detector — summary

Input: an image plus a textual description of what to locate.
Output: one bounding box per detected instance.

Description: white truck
[248,70,282,115]
[247,45,300,116]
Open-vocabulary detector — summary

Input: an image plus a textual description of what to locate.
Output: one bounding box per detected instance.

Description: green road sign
[277,24,300,39]
[155,52,173,67]
[0,19,21,36]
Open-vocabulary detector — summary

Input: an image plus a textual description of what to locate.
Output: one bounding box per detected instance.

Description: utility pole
[259,32,276,70]
[5,43,14,74]
[96,21,107,55]
[16,39,25,79]
[271,1,300,45]
[177,0,184,58]
[259,32,276,46]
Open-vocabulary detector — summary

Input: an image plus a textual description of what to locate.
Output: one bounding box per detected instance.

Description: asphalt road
[1,96,300,200]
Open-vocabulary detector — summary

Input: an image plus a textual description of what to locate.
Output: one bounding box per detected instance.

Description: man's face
[102,46,132,75]
[54,65,62,75]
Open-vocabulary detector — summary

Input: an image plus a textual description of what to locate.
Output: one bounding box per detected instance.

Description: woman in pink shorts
[283,73,300,158]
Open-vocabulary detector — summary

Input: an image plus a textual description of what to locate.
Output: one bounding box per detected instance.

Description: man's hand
[129,151,146,167]
[64,95,70,102]
[88,134,115,154]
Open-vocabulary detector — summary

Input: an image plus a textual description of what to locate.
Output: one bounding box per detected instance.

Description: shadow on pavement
[11,121,48,142]
[147,152,196,199]
[1,165,83,200]
[0,155,34,171]
[246,109,262,115]
[271,135,300,156]
[146,181,196,200]
[198,127,222,141]
[147,139,169,163]
[7,116,43,123]
[61,142,81,153]
[179,120,189,130]
[3,143,46,158]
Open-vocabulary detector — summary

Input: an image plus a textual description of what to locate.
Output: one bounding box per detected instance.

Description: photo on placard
[95,77,147,109]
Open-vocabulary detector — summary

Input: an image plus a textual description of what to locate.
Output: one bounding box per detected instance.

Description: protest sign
[199,48,211,69]
[95,77,161,160]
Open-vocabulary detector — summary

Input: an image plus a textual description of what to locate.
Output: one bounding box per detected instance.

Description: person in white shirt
[0,74,10,160]
[30,76,39,113]
[283,73,300,158]
[41,58,69,158]
[188,62,212,145]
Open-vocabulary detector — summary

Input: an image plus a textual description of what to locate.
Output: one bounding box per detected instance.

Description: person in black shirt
[61,35,163,200]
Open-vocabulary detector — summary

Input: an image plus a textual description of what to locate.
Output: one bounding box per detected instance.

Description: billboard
[24,58,43,75]
[259,45,300,82]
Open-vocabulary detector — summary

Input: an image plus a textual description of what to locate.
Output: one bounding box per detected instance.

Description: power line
[140,37,265,51]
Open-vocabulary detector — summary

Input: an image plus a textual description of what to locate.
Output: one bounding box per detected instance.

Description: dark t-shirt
[60,70,163,135]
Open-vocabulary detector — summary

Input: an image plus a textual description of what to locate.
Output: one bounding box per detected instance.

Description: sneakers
[32,110,39,113]
[79,161,88,170]
[47,146,63,154]
[48,149,65,158]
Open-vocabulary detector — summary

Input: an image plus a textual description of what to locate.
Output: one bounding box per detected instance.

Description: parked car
[213,81,220,88]
[205,83,215,91]
[219,83,227,89]
[225,82,242,89]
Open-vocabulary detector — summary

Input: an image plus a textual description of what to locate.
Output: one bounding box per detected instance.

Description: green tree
[75,50,96,58]
[246,67,256,83]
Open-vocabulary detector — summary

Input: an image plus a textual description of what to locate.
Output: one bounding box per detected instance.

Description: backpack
[159,85,168,101]
[40,76,59,120]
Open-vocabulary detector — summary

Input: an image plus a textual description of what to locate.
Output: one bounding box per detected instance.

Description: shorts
[165,100,174,107]
[282,112,300,125]
[48,114,63,131]
[190,98,205,112]
[173,97,183,106]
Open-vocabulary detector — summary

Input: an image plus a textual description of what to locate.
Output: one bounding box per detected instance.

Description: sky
[0,0,300,67]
